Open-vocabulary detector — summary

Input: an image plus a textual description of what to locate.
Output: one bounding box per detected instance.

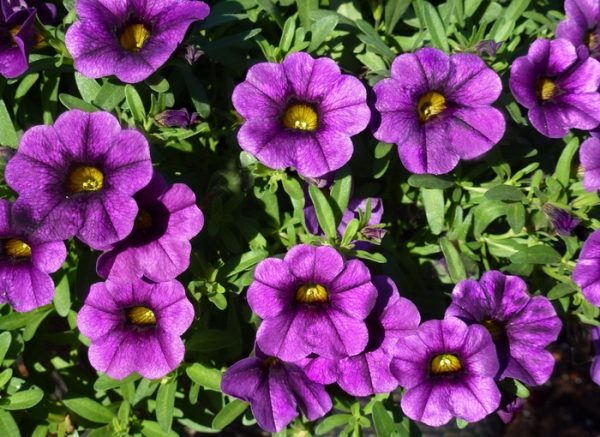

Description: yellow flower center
[126,306,157,326]
[430,353,462,375]
[9,26,20,44]
[586,32,598,49]
[4,239,32,258]
[262,357,279,368]
[417,91,446,123]
[67,166,104,193]
[134,209,153,230]
[536,78,556,101]
[482,318,502,341]
[119,23,151,52]
[282,103,319,131]
[295,283,328,304]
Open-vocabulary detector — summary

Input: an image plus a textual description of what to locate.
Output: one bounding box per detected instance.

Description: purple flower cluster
[3,109,203,379]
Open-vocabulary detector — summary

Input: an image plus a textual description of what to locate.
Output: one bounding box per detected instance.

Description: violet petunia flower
[556,0,600,59]
[391,317,501,427]
[96,171,204,284]
[579,136,600,191]
[573,229,600,306]
[232,51,370,178]
[591,327,600,386]
[0,2,36,78]
[77,278,194,380]
[445,271,562,386]
[5,109,153,250]
[6,0,57,24]
[372,47,505,175]
[542,203,580,236]
[247,244,377,361]
[65,0,210,83]
[221,346,332,433]
[301,276,420,396]
[0,199,66,312]
[509,38,600,138]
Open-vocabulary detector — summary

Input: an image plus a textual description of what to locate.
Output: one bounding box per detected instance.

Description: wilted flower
[496,393,525,424]
[557,0,600,59]
[5,0,57,24]
[183,45,202,65]
[0,199,66,312]
[77,278,194,379]
[391,317,501,427]
[509,38,600,138]
[221,346,332,433]
[247,244,377,361]
[0,2,36,78]
[542,203,580,236]
[592,327,600,386]
[573,229,600,306]
[65,0,210,83]
[232,51,370,178]
[475,39,502,57]
[5,110,153,250]
[372,47,505,174]
[97,171,204,283]
[446,271,562,386]
[579,136,600,191]
[154,108,199,128]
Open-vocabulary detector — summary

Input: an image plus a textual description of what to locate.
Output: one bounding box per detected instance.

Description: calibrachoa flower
[0,199,66,312]
[542,203,580,236]
[372,47,505,174]
[557,0,600,59]
[446,271,562,386]
[5,110,153,250]
[154,108,199,128]
[0,1,36,78]
[247,244,377,361]
[221,345,332,433]
[97,171,204,283]
[592,327,600,386]
[65,0,210,83]
[232,51,370,178]
[579,136,600,191]
[77,278,194,379]
[391,317,500,427]
[573,229,600,306]
[509,38,600,138]
[6,0,57,24]
[301,276,420,396]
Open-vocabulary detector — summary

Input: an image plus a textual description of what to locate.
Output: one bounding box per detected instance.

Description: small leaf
[53,274,71,317]
[510,245,561,264]
[421,188,444,235]
[0,332,11,363]
[316,414,353,435]
[408,174,454,189]
[59,93,99,112]
[279,16,296,52]
[371,401,396,437]
[156,379,177,433]
[125,85,146,123]
[0,388,44,410]
[440,237,467,283]
[0,100,18,148]
[384,0,411,34]
[63,397,116,424]
[329,167,352,224]
[308,185,337,240]
[341,219,360,247]
[485,185,525,202]
[547,283,577,300]
[0,411,19,437]
[186,363,222,392]
[212,399,248,430]
[422,1,449,52]
[308,15,338,52]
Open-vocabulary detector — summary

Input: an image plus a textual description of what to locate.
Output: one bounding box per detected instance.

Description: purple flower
[65,0,210,83]
[0,2,36,78]
[592,327,600,386]
[77,278,194,380]
[5,0,57,24]
[579,136,600,191]
[247,244,377,361]
[509,38,600,138]
[573,229,600,306]
[5,110,153,250]
[496,393,525,424]
[301,276,420,396]
[445,271,562,386]
[556,0,600,59]
[221,346,332,433]
[154,108,199,128]
[96,171,204,283]
[542,203,580,236]
[0,199,66,312]
[372,47,505,175]
[391,318,501,427]
[232,51,370,178]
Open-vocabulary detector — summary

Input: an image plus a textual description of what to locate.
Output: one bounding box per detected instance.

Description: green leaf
[315,414,353,435]
[473,200,507,237]
[0,309,48,330]
[125,85,146,123]
[510,245,562,264]
[0,411,19,437]
[59,93,99,112]
[547,283,577,300]
[354,250,387,263]
[554,137,579,186]
[355,19,395,61]
[0,332,11,363]
[384,0,411,34]
[53,274,71,317]
[371,401,396,437]
[485,185,525,202]
[93,81,125,111]
[408,174,454,189]
[456,418,468,429]
[212,399,248,430]
[141,420,178,437]
[279,16,296,52]
[75,72,101,103]
[22,308,53,342]
[440,237,467,283]
[308,185,337,240]
[0,100,18,148]
[0,369,12,389]
[341,219,360,247]
[514,379,530,398]
[329,167,352,224]
[217,250,268,279]
[0,388,44,410]
[63,397,116,424]
[308,15,338,52]
[186,363,222,392]
[506,203,525,233]
[254,0,284,27]
[421,188,444,235]
[296,0,317,29]
[15,73,40,99]
[422,1,449,52]
[156,379,177,433]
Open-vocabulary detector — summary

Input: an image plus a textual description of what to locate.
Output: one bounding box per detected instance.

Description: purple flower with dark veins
[391,317,501,427]
[372,47,505,174]
[77,278,194,380]
[445,271,562,386]
[0,199,66,312]
[0,1,36,78]
[221,346,332,433]
[155,108,199,128]
[5,110,153,250]
[97,171,204,283]
[65,0,210,83]
[509,38,600,138]
[557,0,600,59]
[573,229,600,306]
[542,203,580,236]
[496,393,525,424]
[247,244,377,361]
[579,136,600,191]
[232,51,370,178]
